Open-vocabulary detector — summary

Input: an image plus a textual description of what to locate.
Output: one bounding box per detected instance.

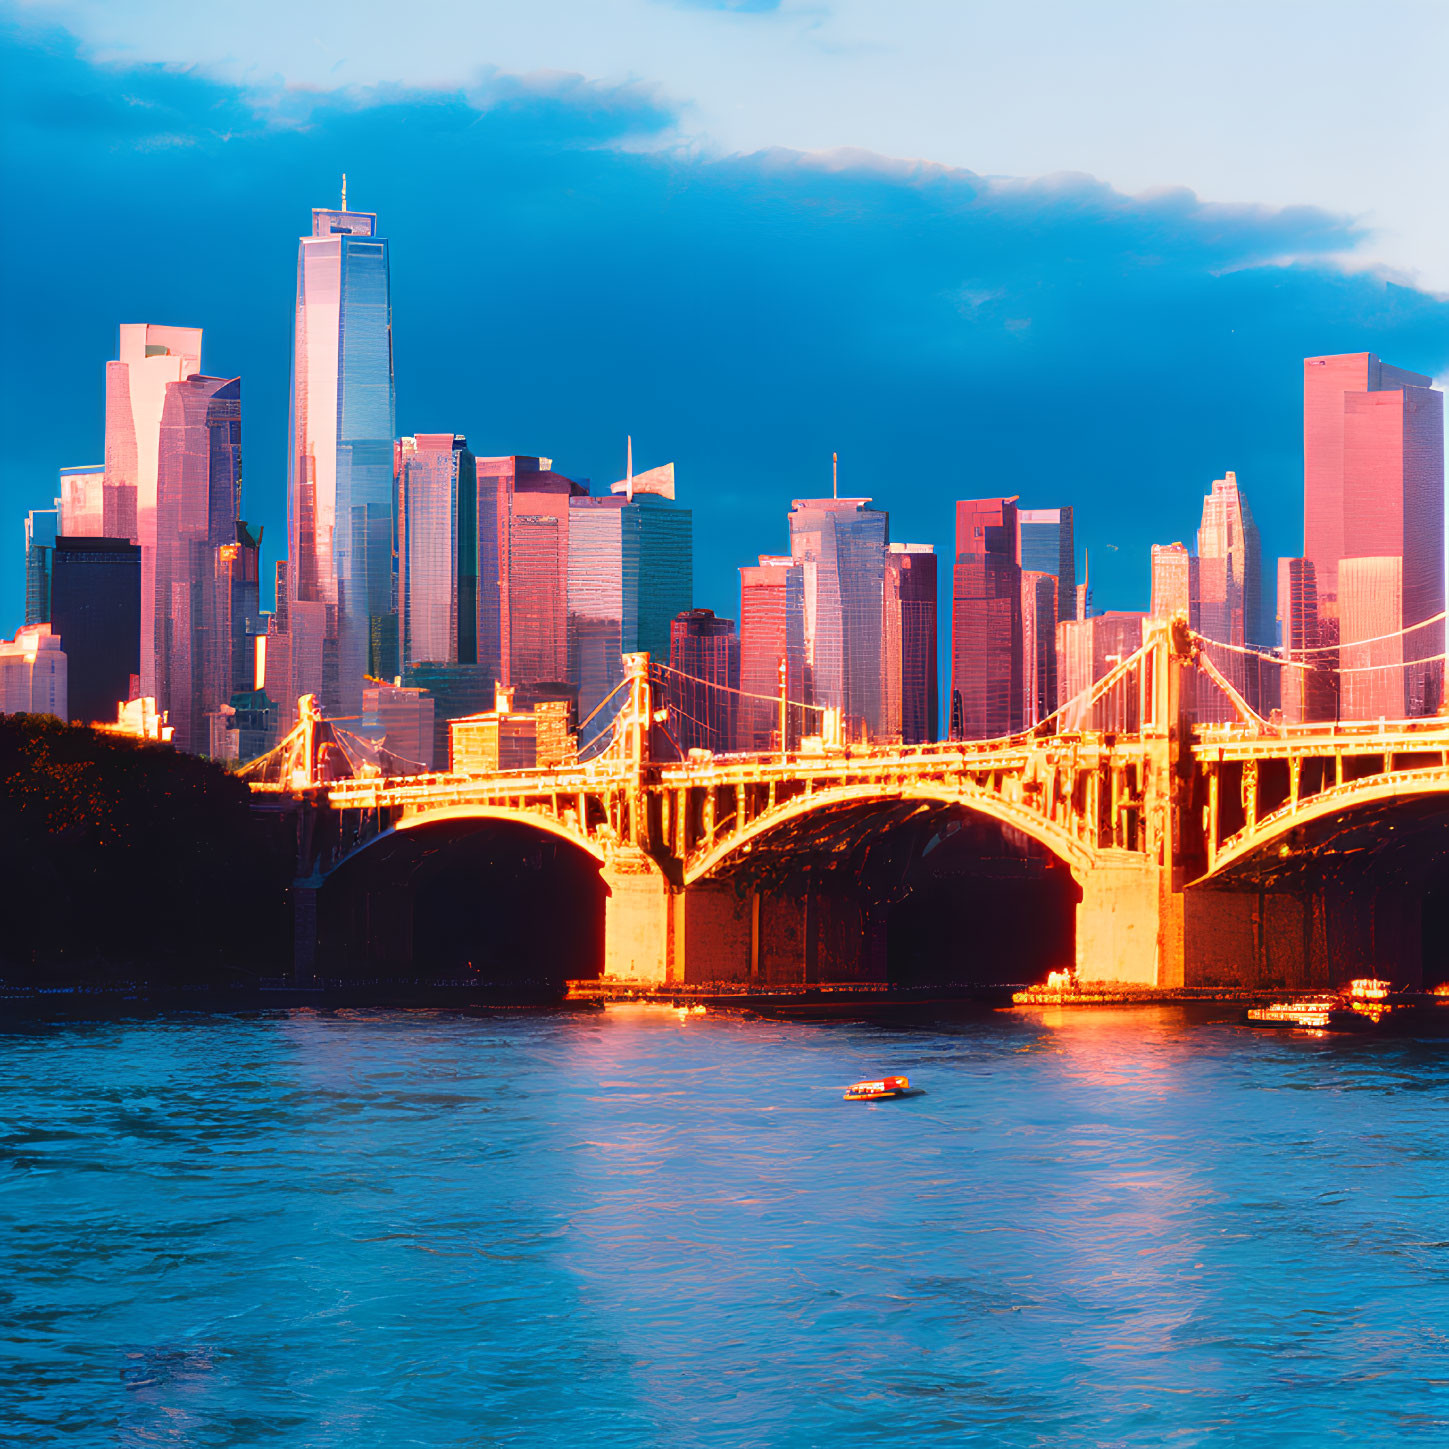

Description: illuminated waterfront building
[397,435,477,671]
[506,459,588,687]
[49,537,141,725]
[154,374,245,755]
[1303,352,1444,718]
[1277,557,1335,723]
[1020,570,1058,730]
[568,458,692,745]
[883,544,938,743]
[789,497,888,739]
[668,609,739,754]
[738,555,808,751]
[0,624,66,718]
[1056,611,1147,732]
[952,497,1022,740]
[287,203,396,718]
[104,324,203,700]
[23,504,59,626]
[1195,472,1263,720]
[1150,543,1199,626]
[1017,507,1076,623]
[59,464,135,543]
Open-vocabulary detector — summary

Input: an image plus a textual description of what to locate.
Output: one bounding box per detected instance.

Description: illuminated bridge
[254,620,1449,992]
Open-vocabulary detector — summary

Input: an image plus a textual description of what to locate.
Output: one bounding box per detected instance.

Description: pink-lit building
[952,497,1022,740]
[1150,542,1199,627]
[396,434,477,671]
[1056,612,1147,733]
[1020,570,1057,730]
[668,609,739,754]
[154,374,246,755]
[1195,472,1262,721]
[883,544,938,744]
[104,324,203,701]
[738,555,807,752]
[1303,352,1444,718]
[1277,557,1335,723]
[59,464,134,543]
[0,624,66,718]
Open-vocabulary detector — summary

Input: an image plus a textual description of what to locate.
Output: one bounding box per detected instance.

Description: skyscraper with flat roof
[1303,352,1445,718]
[1017,507,1075,623]
[287,203,395,717]
[1020,570,1057,730]
[154,374,244,755]
[104,324,203,700]
[24,503,58,626]
[1195,472,1263,719]
[789,497,888,740]
[506,459,588,687]
[397,434,477,671]
[0,625,66,718]
[739,555,808,752]
[952,497,1022,740]
[883,544,938,744]
[668,609,738,754]
[50,537,140,725]
[59,465,134,544]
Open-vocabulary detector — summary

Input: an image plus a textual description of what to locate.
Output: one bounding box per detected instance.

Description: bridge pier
[1075,854,1185,987]
[601,847,674,983]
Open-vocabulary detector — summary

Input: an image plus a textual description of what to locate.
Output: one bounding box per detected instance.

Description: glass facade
[668,609,739,754]
[104,324,204,700]
[154,375,244,755]
[0,624,67,718]
[49,536,141,725]
[788,498,888,740]
[738,555,808,751]
[288,207,396,718]
[1020,569,1058,730]
[508,462,587,687]
[1277,557,1335,723]
[59,465,136,542]
[1196,472,1263,720]
[398,435,478,670]
[568,497,635,747]
[882,544,937,744]
[24,504,58,625]
[1056,612,1147,732]
[1017,507,1076,623]
[952,497,1022,740]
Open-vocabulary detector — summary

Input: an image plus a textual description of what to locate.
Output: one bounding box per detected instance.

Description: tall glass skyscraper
[60,464,135,543]
[952,497,1022,740]
[50,536,141,725]
[24,503,59,626]
[1017,507,1076,623]
[788,497,888,740]
[287,204,396,718]
[1196,471,1263,719]
[739,555,807,751]
[397,434,477,670]
[104,324,203,699]
[509,461,588,687]
[154,374,244,754]
[882,544,938,744]
[668,609,738,754]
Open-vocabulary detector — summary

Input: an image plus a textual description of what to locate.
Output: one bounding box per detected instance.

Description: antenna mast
[626,435,634,502]
[832,451,838,500]
[341,173,348,210]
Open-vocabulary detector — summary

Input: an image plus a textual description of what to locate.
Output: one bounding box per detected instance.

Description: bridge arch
[682,780,1094,886]
[314,807,607,992]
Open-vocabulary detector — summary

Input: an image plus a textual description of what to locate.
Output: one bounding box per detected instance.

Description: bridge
[250,620,1449,992]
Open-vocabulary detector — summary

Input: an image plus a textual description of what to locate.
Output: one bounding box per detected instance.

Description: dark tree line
[0,714,293,986]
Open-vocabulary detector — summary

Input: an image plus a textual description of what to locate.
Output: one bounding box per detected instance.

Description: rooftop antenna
[341,173,347,210]
[832,451,838,500]
[626,435,634,502]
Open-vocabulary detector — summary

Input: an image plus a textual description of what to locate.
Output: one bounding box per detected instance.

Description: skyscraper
[789,497,888,740]
[287,203,396,718]
[882,544,938,744]
[104,324,203,700]
[738,555,807,751]
[397,434,478,670]
[1056,612,1147,732]
[1150,542,1199,627]
[507,459,588,686]
[154,374,244,755]
[1277,556,1335,723]
[952,497,1022,740]
[613,461,693,665]
[23,503,58,626]
[1017,507,1076,623]
[1195,472,1263,719]
[49,536,141,725]
[1303,352,1445,718]
[668,609,739,754]
[1020,570,1058,730]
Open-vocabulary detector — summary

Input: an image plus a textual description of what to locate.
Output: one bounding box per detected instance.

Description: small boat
[843,1075,922,1101]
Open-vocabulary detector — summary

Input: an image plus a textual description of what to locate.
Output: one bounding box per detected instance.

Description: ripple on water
[3,1004,1449,1446]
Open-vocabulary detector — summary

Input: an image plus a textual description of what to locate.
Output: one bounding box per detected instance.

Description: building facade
[0,624,66,718]
[24,504,58,626]
[1020,570,1058,730]
[882,544,938,744]
[738,555,808,752]
[104,324,203,700]
[49,536,141,725]
[397,434,478,671]
[1017,506,1076,623]
[668,608,739,755]
[287,205,396,718]
[952,497,1022,740]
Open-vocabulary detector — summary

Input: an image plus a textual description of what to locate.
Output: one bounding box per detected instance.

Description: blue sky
[2,2,1447,644]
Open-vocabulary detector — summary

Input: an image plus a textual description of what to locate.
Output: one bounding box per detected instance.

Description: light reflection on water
[4,1003,1449,1445]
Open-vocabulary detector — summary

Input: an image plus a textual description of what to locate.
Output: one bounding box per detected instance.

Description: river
[5,1003,1449,1445]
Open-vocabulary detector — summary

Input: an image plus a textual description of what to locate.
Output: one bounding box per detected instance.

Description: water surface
[5,1004,1449,1445]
